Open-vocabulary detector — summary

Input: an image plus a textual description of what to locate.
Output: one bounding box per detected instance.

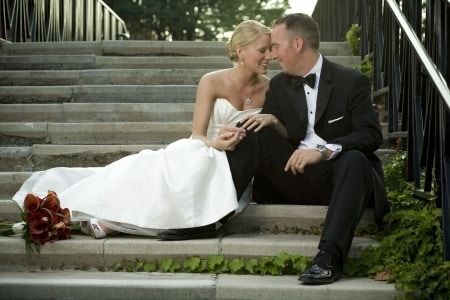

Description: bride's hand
[214,126,246,151]
[239,114,277,132]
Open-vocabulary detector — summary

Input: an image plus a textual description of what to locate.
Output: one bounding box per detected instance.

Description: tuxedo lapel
[280,73,308,145]
[315,58,332,124]
[291,86,308,123]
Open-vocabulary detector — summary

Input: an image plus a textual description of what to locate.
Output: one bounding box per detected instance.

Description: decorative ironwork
[360,0,450,259]
[0,0,129,42]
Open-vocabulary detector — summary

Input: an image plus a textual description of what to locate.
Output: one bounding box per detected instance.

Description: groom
[228,13,389,285]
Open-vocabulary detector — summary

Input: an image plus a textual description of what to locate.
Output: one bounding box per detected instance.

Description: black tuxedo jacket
[261,57,389,224]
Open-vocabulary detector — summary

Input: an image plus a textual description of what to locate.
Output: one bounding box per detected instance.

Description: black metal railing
[312,0,359,42]
[0,0,129,42]
[360,0,450,259]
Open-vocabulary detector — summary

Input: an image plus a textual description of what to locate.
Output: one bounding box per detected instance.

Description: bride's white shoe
[80,221,91,235]
[89,218,107,239]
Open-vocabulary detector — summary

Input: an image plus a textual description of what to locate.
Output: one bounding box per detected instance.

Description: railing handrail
[97,0,125,28]
[385,0,450,109]
[1,0,129,42]
[98,0,128,33]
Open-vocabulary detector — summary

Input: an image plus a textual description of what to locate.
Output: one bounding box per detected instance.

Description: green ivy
[349,151,450,299]
[108,252,309,276]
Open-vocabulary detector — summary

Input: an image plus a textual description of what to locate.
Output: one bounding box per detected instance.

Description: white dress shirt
[298,54,342,159]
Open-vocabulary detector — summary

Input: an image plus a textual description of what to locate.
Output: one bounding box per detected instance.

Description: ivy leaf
[143,262,157,273]
[184,257,202,273]
[228,258,245,274]
[245,258,259,274]
[135,260,145,271]
[259,256,280,276]
[290,254,309,274]
[207,255,227,273]
[159,258,174,272]
[273,252,290,272]
[124,265,134,272]
[169,262,181,272]
[111,262,123,272]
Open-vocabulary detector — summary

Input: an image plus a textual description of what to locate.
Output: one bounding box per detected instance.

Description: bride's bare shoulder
[198,69,234,89]
[201,68,234,81]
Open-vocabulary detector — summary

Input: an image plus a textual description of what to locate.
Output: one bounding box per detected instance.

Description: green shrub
[352,151,450,299]
[346,24,361,56]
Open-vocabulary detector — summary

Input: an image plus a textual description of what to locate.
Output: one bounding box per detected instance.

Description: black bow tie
[291,73,316,89]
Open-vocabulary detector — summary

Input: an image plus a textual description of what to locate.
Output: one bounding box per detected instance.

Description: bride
[13,20,273,240]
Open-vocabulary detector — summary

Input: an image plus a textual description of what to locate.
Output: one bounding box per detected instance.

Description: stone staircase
[0,40,399,299]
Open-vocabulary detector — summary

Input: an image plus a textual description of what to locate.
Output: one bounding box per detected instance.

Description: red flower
[23,194,41,212]
[28,218,51,245]
[20,191,73,252]
[41,191,61,212]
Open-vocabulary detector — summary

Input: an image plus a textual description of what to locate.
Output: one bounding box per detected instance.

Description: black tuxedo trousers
[226,126,373,263]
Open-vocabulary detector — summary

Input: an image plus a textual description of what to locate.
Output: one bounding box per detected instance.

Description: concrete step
[0,55,361,70]
[0,121,192,146]
[0,271,399,300]
[0,69,280,86]
[0,85,197,104]
[0,69,218,86]
[0,194,376,230]
[0,144,164,172]
[0,200,396,299]
[0,148,394,198]
[0,103,194,122]
[0,232,373,270]
[0,142,395,172]
[0,40,351,57]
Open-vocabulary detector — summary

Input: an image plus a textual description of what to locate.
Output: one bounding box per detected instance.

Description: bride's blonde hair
[226,20,270,63]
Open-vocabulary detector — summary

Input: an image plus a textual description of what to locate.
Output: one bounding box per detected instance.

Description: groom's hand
[285,149,323,174]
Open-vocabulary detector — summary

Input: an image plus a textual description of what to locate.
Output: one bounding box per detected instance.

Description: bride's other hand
[214,126,246,151]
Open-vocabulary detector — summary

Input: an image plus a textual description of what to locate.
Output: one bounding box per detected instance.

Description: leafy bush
[351,151,450,299]
[346,24,361,56]
[346,24,374,85]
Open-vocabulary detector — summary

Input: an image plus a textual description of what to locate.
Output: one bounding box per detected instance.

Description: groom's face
[270,24,297,75]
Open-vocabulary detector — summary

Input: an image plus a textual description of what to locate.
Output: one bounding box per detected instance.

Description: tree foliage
[104,0,289,41]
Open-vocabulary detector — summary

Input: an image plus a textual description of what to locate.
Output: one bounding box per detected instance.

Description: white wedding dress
[13,99,261,236]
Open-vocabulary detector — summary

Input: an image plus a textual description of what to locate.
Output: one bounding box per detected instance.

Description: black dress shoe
[298,251,341,284]
[156,224,217,240]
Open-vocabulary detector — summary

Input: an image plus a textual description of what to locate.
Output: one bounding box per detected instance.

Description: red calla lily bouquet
[0,191,73,252]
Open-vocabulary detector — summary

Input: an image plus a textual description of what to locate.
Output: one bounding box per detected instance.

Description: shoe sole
[298,274,341,285]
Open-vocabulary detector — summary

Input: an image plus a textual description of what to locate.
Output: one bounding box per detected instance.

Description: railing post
[1,0,128,42]
[0,0,11,40]
[47,0,61,42]
[11,0,30,42]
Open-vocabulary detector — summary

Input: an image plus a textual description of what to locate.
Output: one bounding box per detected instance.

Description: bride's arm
[191,74,245,151]
[191,74,215,146]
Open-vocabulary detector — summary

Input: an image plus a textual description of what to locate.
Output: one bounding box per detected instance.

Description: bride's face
[241,34,272,74]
